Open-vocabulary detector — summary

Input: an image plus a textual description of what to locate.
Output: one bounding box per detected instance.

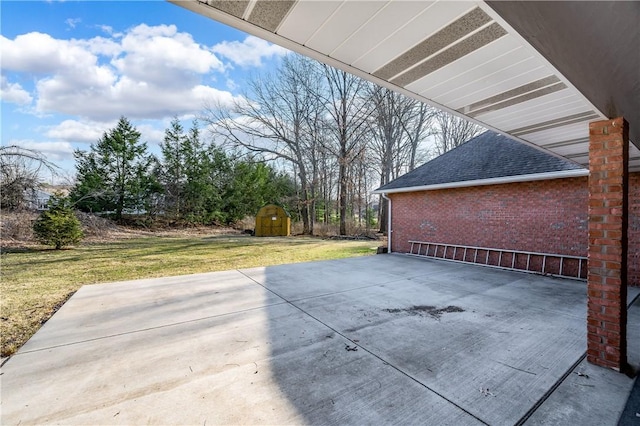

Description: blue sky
[1,1,290,182]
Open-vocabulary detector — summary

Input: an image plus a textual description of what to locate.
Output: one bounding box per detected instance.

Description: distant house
[373,131,639,285]
[26,189,52,211]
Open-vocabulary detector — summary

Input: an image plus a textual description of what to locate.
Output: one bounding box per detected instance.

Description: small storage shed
[255,204,290,237]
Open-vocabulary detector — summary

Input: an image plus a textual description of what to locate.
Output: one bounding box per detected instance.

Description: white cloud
[95,25,123,38]
[12,139,75,161]
[0,76,33,105]
[80,36,122,57]
[45,119,166,146]
[212,35,289,68]
[36,77,245,120]
[44,119,113,143]
[138,124,165,146]
[112,24,224,88]
[1,26,241,121]
[65,18,81,29]
[226,78,237,91]
[0,32,99,74]
[98,24,113,34]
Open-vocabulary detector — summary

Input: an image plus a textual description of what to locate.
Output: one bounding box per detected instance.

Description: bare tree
[317,145,337,224]
[369,88,436,232]
[320,67,374,235]
[204,54,442,236]
[350,146,376,230]
[433,111,484,155]
[401,102,436,172]
[0,146,59,210]
[202,54,323,234]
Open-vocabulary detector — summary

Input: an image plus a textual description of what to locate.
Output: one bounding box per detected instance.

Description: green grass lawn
[1,235,377,357]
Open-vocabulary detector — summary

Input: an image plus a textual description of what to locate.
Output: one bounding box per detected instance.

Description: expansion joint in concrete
[237,269,491,426]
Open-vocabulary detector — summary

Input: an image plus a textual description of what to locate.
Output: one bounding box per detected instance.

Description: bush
[33,195,84,249]
[0,210,38,243]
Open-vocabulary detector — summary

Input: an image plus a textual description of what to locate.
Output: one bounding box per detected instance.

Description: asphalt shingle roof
[376,131,585,192]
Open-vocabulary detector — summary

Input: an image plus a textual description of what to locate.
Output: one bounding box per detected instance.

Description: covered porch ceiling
[171,0,640,172]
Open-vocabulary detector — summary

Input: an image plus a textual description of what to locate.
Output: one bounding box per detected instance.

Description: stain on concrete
[384,305,465,320]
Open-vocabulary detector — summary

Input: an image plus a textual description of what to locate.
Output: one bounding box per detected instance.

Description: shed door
[262,214,282,236]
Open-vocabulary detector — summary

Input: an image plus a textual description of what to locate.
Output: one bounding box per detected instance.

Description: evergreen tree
[71,117,159,221]
[159,117,187,218]
[157,119,297,225]
[158,118,219,223]
[182,121,214,222]
[223,162,295,223]
[200,145,233,224]
[33,195,84,249]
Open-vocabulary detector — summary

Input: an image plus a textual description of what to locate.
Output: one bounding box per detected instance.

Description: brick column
[587,117,629,371]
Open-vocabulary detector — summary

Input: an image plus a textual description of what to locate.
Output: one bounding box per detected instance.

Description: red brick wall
[389,172,639,286]
[586,117,628,370]
[629,172,640,286]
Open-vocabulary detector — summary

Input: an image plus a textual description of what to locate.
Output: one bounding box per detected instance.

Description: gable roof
[374,131,586,194]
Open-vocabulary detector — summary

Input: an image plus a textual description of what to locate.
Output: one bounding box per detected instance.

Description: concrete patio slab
[524,296,640,426]
[1,254,638,425]
[292,281,586,425]
[18,270,285,352]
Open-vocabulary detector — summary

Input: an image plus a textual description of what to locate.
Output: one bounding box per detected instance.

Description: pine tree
[159,118,215,223]
[183,120,212,221]
[33,195,84,249]
[157,118,297,225]
[71,117,159,221]
[159,117,186,218]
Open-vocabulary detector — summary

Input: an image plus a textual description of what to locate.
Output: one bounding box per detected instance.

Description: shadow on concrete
[255,255,604,425]
[1,255,638,425]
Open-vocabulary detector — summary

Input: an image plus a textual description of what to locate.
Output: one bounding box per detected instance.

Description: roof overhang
[170,0,640,172]
[371,168,589,195]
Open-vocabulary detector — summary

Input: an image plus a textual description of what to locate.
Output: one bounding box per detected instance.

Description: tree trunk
[116,190,124,222]
[339,160,347,235]
[379,194,388,234]
[299,183,311,235]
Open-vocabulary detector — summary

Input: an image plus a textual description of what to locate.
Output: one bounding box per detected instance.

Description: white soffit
[171,0,639,172]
